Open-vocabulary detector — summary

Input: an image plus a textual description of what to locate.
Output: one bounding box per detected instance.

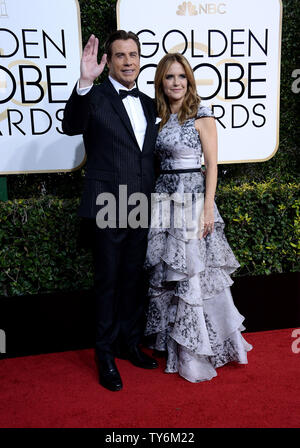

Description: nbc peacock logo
[177,1,198,15]
[0,0,8,18]
[177,2,226,15]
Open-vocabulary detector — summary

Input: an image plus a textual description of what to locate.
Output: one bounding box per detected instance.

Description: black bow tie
[119,88,139,99]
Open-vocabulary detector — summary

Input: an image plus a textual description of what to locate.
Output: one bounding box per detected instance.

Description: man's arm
[62,35,107,136]
[62,84,93,135]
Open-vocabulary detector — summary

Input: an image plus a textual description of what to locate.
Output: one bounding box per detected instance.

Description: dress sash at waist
[160,168,202,174]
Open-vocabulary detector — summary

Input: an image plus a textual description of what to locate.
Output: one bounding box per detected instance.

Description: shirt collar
[109,75,137,93]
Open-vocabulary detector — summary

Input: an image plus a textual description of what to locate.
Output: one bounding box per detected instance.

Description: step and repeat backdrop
[118,0,282,164]
[0,0,84,174]
[0,0,282,173]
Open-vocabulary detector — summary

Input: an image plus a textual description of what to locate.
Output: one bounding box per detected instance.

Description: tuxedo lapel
[103,79,139,148]
[140,94,155,153]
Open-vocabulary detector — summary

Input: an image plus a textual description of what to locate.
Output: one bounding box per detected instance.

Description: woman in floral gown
[144,53,252,383]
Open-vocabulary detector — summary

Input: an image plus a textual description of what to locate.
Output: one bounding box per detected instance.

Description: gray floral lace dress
[144,105,252,383]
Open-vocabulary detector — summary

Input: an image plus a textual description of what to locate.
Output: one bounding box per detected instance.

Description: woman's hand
[79,35,107,88]
[202,205,214,238]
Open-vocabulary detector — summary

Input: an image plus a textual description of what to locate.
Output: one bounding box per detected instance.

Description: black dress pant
[85,221,148,361]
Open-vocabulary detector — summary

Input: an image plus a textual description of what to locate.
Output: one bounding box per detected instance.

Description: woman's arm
[195,117,218,237]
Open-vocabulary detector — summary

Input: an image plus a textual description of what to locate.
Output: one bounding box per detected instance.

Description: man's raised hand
[79,35,107,88]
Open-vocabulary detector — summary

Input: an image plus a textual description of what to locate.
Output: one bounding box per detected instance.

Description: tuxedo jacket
[62,79,157,220]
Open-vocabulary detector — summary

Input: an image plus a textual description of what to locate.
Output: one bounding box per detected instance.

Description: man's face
[107,39,140,89]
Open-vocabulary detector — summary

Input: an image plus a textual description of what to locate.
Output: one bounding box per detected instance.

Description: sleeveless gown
[144,105,252,383]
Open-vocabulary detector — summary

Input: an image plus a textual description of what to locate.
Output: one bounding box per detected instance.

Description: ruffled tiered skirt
[144,172,252,382]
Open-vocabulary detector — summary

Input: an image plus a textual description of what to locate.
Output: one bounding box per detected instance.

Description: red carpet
[0,328,299,428]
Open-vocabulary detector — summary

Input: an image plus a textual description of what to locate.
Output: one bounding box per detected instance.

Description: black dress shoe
[124,346,159,369]
[97,359,123,391]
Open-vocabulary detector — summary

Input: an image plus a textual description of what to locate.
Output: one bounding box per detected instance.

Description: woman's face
[162,61,188,105]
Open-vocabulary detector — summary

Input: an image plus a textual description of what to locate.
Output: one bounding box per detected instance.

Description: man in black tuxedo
[62,31,158,391]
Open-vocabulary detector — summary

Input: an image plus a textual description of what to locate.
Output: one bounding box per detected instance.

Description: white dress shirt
[76,76,147,150]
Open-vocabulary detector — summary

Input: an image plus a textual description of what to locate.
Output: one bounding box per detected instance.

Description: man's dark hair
[104,30,141,61]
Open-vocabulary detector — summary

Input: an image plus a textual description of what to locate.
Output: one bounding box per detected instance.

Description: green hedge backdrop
[0,0,299,296]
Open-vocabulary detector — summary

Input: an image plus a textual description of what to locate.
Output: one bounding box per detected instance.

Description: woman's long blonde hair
[155,53,201,129]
